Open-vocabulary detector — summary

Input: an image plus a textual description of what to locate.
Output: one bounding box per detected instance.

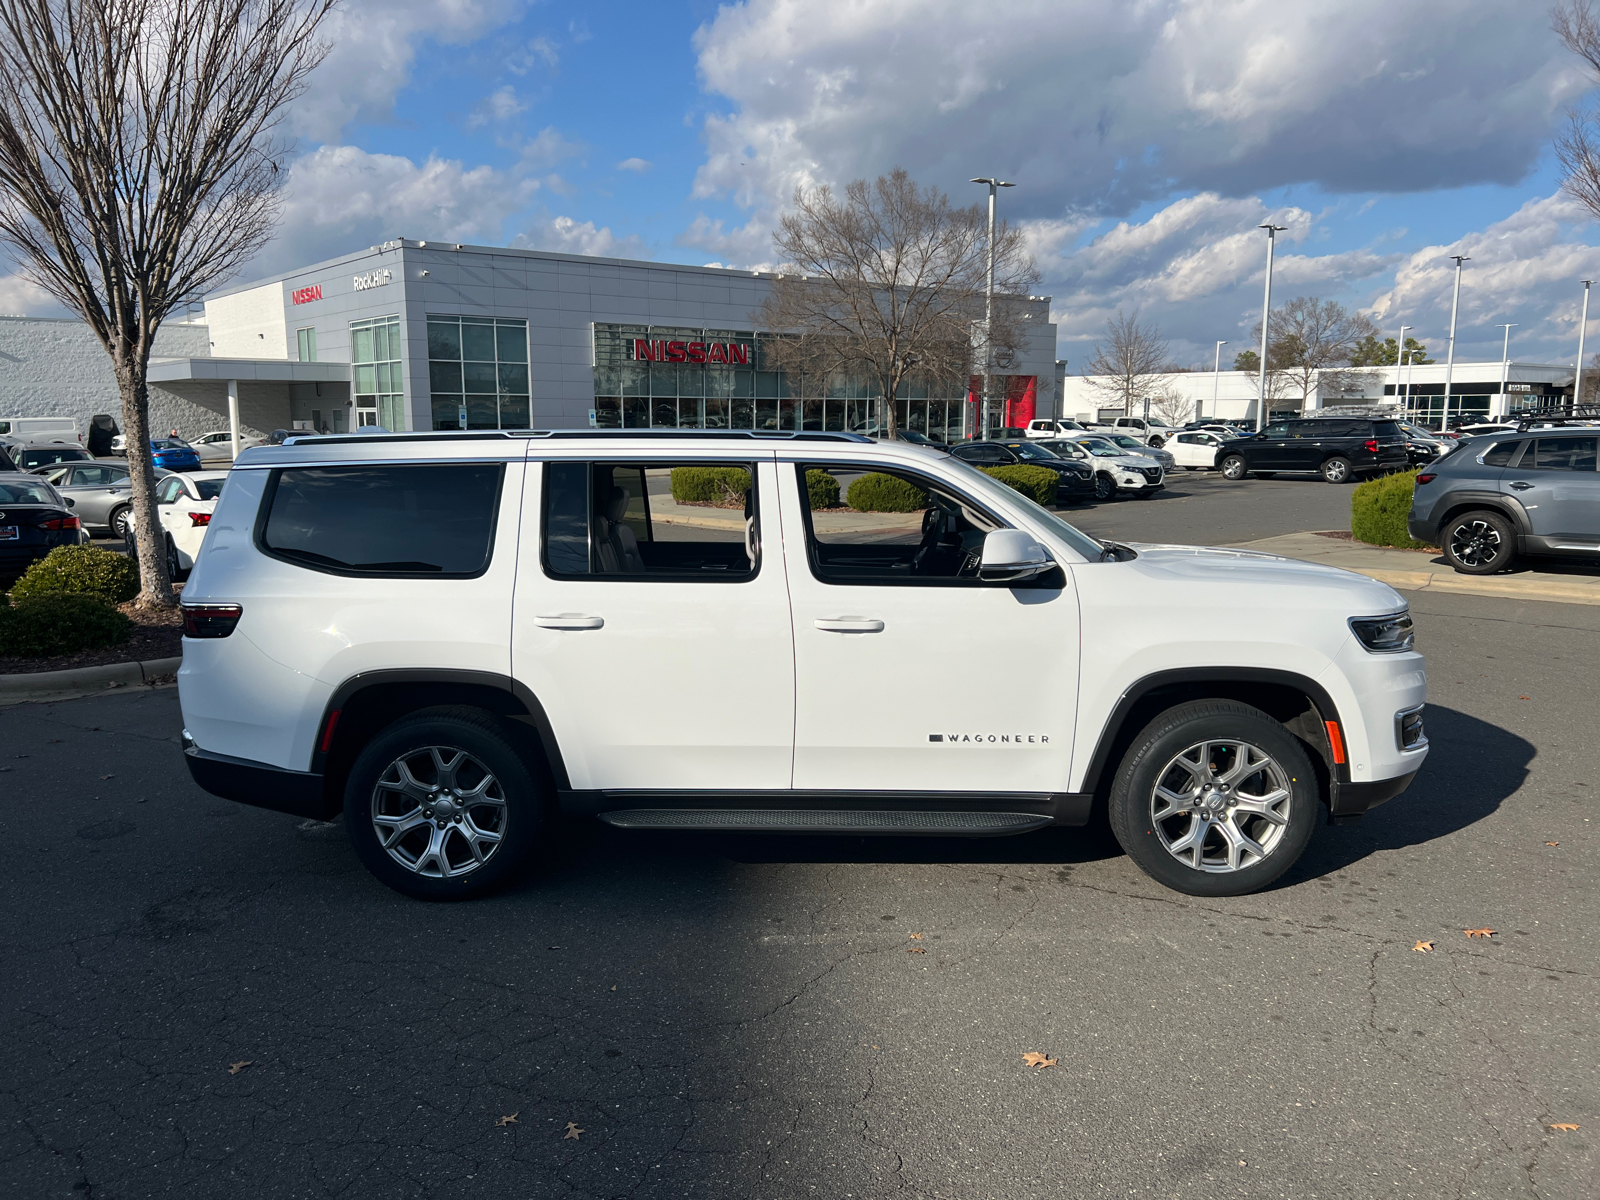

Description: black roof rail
[1512,403,1600,431]
[283,428,877,448]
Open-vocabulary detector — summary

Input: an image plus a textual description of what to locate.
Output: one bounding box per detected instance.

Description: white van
[0,417,81,444]
[1024,418,1087,439]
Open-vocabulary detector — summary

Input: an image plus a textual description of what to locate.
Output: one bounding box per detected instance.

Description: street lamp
[1495,322,1517,418]
[1255,223,1287,432]
[1209,340,1227,422]
[1575,282,1592,411]
[1393,325,1409,411]
[1441,254,1469,431]
[971,177,1015,440]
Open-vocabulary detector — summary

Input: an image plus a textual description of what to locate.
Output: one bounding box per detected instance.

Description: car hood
[1100,453,1161,468]
[1117,542,1404,607]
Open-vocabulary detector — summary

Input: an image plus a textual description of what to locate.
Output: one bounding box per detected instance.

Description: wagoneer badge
[929,733,1050,744]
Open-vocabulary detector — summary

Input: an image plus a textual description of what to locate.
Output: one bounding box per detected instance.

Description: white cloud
[467,85,527,130]
[691,0,1585,223]
[510,214,649,260]
[291,0,526,143]
[0,270,61,317]
[676,213,778,272]
[517,126,585,168]
[507,34,560,74]
[616,157,652,173]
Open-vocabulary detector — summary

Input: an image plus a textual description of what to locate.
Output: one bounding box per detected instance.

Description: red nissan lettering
[686,342,707,363]
[707,342,727,363]
[666,341,687,362]
[729,344,749,365]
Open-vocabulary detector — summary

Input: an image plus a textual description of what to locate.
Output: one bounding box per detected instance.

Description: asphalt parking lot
[3,484,1595,1199]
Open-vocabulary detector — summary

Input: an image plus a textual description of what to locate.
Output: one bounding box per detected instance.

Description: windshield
[1109,435,1144,450]
[1008,442,1059,461]
[194,480,225,501]
[1075,439,1127,458]
[0,480,59,504]
[943,457,1105,562]
[152,439,189,450]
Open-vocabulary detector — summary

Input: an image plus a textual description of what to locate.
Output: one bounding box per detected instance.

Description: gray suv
[1408,428,1600,573]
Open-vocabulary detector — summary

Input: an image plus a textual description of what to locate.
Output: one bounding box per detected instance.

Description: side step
[596,808,1053,836]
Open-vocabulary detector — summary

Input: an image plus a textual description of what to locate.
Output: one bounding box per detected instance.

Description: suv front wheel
[1107,700,1319,897]
[344,706,544,899]
[1220,454,1248,481]
[1441,509,1515,575]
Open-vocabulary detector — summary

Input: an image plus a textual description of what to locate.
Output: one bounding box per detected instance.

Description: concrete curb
[0,655,183,706]
[1355,568,1600,605]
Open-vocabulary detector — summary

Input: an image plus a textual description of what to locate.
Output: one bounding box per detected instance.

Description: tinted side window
[1371,421,1401,439]
[1481,441,1522,467]
[260,464,503,577]
[1262,422,1291,438]
[1532,437,1598,471]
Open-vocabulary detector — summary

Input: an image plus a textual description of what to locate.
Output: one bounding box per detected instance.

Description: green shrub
[805,469,841,510]
[670,466,751,508]
[980,464,1059,506]
[846,472,929,512]
[1351,469,1430,548]
[9,544,139,605]
[0,593,131,658]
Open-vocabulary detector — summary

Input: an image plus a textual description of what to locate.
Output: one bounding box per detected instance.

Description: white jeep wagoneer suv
[178,430,1428,900]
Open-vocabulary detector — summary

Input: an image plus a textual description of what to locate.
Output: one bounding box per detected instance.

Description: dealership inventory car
[34,460,151,537]
[192,430,267,464]
[149,439,202,472]
[1167,430,1231,470]
[5,442,93,472]
[176,429,1427,902]
[1408,428,1600,574]
[124,469,229,580]
[1025,418,1088,439]
[948,439,1095,502]
[1100,432,1175,470]
[1043,436,1165,500]
[0,473,83,581]
[1218,417,1408,483]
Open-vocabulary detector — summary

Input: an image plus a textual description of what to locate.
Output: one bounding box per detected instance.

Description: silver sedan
[34,460,168,537]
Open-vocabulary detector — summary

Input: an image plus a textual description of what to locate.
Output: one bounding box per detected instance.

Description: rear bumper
[182,735,337,820]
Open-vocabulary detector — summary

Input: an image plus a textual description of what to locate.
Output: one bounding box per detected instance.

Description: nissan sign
[632,338,751,365]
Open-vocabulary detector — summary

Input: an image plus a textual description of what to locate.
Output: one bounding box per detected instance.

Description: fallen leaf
[906,946,927,954]
[99,774,114,780]
[609,985,616,991]
[1464,928,1496,939]
[227,1061,252,1075]
[563,1121,584,1140]
[1546,841,1560,847]
[47,739,62,744]
[495,1113,518,1128]
[908,932,923,940]
[1550,1123,1579,1132]
[1518,696,1530,701]
[1021,1052,1058,1070]
[1412,940,1434,953]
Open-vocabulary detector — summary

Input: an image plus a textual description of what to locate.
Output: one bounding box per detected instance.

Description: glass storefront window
[426,316,531,430]
[351,315,403,431]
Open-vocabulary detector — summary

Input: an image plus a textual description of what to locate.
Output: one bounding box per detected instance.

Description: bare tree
[1258,297,1379,405]
[758,169,1037,439]
[1147,383,1192,427]
[1554,1,1600,219]
[1083,310,1169,416]
[0,0,337,606]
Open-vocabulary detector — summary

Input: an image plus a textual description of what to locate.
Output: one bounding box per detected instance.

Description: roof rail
[285,428,876,448]
[1512,403,1600,431]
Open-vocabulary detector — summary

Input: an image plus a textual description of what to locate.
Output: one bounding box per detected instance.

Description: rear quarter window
[1480,440,1522,467]
[258,463,503,577]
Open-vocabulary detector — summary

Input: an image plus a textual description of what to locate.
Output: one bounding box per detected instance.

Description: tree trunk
[114,353,176,607]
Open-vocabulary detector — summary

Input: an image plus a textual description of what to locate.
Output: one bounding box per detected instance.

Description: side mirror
[979,529,1053,583]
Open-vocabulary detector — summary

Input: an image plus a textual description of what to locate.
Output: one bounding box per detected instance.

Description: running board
[596,808,1054,835]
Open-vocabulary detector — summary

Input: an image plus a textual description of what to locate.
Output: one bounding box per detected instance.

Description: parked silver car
[34,460,166,538]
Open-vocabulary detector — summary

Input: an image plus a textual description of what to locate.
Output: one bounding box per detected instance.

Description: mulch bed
[0,596,184,676]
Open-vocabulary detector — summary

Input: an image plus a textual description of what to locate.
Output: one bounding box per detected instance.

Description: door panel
[511,456,795,791]
[1501,436,1600,541]
[778,461,1079,794]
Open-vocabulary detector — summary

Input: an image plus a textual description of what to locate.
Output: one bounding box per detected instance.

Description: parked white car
[1024,418,1088,439]
[193,430,267,463]
[1167,430,1232,470]
[124,469,229,579]
[175,430,1428,903]
[1048,436,1166,500]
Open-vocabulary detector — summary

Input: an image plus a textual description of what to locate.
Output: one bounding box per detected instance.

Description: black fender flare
[1430,491,1532,541]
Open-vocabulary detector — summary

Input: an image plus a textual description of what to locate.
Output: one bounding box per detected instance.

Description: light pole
[971,176,1014,439]
[1575,282,1592,411]
[1209,340,1227,422]
[1441,254,1469,431]
[1495,322,1517,418]
[1393,325,1409,411]
[1255,223,1287,431]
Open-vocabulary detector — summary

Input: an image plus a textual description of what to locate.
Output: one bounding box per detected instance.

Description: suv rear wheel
[1220,454,1248,481]
[1320,456,1352,484]
[344,706,544,899]
[1441,509,1515,575]
[1107,700,1318,897]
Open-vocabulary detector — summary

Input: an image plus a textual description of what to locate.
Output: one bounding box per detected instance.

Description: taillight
[1364,439,1379,453]
[181,603,242,638]
[40,515,79,531]
[188,511,211,527]
[1416,473,1436,485]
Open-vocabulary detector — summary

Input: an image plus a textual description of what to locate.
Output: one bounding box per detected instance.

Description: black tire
[1092,473,1117,502]
[1220,454,1249,481]
[344,706,545,900]
[109,505,130,539]
[1107,699,1319,897]
[1441,509,1516,575]
[164,535,186,582]
[1320,456,1353,484]
[1148,436,1165,449]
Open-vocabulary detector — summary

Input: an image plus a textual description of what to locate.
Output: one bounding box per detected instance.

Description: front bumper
[1327,770,1418,825]
[183,733,337,820]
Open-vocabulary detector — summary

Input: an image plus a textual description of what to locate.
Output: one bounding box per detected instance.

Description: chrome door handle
[814,617,885,633]
[1509,481,1534,491]
[533,614,604,630]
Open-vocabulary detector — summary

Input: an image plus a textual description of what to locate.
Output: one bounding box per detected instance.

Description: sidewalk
[1231,532,1600,607]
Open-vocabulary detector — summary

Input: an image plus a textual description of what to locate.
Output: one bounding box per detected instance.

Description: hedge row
[979,464,1059,506]
[9,544,139,605]
[669,466,750,508]
[846,472,929,512]
[1,546,135,658]
[1351,469,1431,549]
[806,469,841,510]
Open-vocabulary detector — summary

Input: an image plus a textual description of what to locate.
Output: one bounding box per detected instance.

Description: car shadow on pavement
[1279,703,1531,885]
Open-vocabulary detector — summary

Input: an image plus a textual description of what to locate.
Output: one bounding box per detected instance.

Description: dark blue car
[150,439,201,471]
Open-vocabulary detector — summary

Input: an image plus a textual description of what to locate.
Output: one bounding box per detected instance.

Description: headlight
[1349,610,1414,653]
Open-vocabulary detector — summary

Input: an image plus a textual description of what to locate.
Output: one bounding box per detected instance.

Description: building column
[228,380,241,460]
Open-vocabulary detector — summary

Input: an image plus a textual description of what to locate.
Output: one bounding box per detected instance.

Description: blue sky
[6,0,1599,371]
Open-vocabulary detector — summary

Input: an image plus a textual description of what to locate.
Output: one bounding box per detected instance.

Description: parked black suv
[1218,417,1409,484]
[948,439,1096,503]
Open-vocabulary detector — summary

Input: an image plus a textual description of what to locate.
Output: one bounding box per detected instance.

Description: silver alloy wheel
[1149,739,1292,873]
[1222,456,1246,480]
[371,745,508,878]
[1448,518,1503,567]
[1322,458,1350,483]
[110,507,129,538]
